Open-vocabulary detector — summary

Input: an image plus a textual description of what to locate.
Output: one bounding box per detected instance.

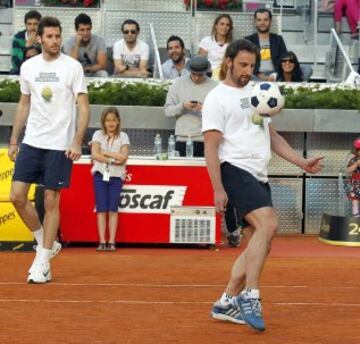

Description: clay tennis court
[0,235,359,344]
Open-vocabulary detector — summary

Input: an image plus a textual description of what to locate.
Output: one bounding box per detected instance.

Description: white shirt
[198,36,229,70]
[91,130,130,179]
[20,53,87,150]
[113,38,149,69]
[202,83,271,182]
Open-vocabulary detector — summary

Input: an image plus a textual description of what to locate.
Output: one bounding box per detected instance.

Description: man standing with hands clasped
[8,16,90,284]
[202,39,323,331]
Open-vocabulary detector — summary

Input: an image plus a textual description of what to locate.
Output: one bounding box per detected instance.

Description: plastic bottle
[186,136,193,158]
[168,134,176,158]
[154,133,162,159]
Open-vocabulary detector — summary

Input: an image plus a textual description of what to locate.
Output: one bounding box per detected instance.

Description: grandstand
[0,0,358,82]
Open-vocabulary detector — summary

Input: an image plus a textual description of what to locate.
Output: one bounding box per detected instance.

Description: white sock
[38,247,52,264]
[242,288,260,299]
[219,292,235,305]
[32,228,43,247]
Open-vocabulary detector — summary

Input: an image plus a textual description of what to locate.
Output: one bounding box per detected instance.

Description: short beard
[171,55,184,65]
[230,65,250,87]
[257,26,270,33]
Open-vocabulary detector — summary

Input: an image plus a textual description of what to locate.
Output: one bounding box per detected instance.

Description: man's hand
[214,187,228,214]
[65,142,82,161]
[75,33,82,47]
[301,157,324,174]
[8,144,18,162]
[26,32,37,47]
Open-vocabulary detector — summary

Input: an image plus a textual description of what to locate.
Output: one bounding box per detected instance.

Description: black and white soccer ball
[250,82,285,117]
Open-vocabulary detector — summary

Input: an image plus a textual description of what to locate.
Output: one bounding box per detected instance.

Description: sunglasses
[281,58,295,63]
[123,30,137,35]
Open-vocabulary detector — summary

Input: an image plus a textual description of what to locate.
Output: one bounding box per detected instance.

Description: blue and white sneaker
[211,301,245,324]
[235,295,265,331]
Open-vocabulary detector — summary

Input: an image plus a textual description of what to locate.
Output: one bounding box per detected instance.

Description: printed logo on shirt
[240,97,250,109]
[118,185,187,214]
[121,54,141,68]
[35,72,60,82]
[260,46,272,61]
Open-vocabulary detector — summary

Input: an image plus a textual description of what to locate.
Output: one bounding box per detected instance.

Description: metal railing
[325,28,359,83]
[149,23,164,80]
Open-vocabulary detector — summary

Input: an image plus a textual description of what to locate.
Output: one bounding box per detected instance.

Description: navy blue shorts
[12,143,73,189]
[93,172,123,212]
[221,162,273,225]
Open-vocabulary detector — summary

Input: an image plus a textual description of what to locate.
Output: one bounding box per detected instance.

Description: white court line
[0,299,359,307]
[0,282,359,289]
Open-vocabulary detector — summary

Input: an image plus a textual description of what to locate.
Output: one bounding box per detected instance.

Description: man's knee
[9,191,28,207]
[44,191,60,212]
[93,70,109,77]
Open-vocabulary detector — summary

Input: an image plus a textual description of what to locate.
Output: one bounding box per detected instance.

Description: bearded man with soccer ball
[202,39,323,331]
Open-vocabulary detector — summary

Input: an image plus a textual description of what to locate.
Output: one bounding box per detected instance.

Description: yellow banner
[0,201,33,241]
[0,148,35,201]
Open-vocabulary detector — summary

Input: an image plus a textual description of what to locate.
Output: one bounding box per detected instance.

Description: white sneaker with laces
[27,261,51,284]
[28,241,62,274]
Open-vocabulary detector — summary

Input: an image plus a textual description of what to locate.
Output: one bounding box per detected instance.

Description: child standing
[346,138,360,216]
[91,107,130,251]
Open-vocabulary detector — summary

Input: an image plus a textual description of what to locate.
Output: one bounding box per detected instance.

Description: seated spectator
[161,35,190,80]
[113,19,149,77]
[245,8,287,81]
[63,13,108,77]
[11,10,42,75]
[164,55,218,157]
[198,14,233,74]
[276,51,304,82]
[334,0,359,39]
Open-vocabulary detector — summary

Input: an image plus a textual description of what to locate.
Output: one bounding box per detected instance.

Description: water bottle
[154,133,162,159]
[168,134,176,158]
[186,136,193,158]
[34,0,41,6]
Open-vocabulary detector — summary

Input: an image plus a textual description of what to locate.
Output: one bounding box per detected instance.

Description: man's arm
[204,130,228,213]
[85,51,107,73]
[8,94,30,161]
[65,35,82,60]
[269,124,323,173]
[66,93,90,161]
[117,59,149,77]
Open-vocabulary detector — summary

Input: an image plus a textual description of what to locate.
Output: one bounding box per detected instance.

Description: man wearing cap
[164,55,218,157]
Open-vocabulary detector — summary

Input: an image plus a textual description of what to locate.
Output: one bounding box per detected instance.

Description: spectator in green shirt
[10,10,42,75]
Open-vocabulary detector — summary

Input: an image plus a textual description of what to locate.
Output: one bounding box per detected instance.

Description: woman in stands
[334,0,359,39]
[198,14,233,78]
[276,51,304,82]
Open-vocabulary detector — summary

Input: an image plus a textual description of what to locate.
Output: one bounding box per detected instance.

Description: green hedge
[0,79,359,110]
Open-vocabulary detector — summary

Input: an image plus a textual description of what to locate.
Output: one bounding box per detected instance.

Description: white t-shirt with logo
[91,130,130,179]
[112,38,149,69]
[20,53,87,150]
[198,36,229,70]
[202,83,271,182]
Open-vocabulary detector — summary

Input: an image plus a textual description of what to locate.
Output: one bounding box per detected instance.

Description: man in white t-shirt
[8,17,90,284]
[202,39,323,331]
[113,19,149,77]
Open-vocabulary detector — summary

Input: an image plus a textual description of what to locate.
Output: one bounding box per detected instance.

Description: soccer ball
[250,82,285,117]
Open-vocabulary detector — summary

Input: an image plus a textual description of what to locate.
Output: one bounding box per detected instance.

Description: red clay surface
[0,235,359,344]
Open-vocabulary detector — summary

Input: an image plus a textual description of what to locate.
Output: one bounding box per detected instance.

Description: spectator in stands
[276,51,305,82]
[11,10,42,75]
[164,55,217,157]
[245,8,287,81]
[198,14,233,77]
[162,35,190,80]
[113,19,149,77]
[63,13,108,77]
[334,0,359,39]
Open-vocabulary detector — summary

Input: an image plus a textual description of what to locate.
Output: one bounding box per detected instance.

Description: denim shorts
[12,143,73,189]
[221,162,273,223]
[93,172,123,212]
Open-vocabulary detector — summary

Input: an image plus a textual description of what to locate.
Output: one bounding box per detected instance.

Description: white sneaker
[27,262,51,284]
[28,241,62,274]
